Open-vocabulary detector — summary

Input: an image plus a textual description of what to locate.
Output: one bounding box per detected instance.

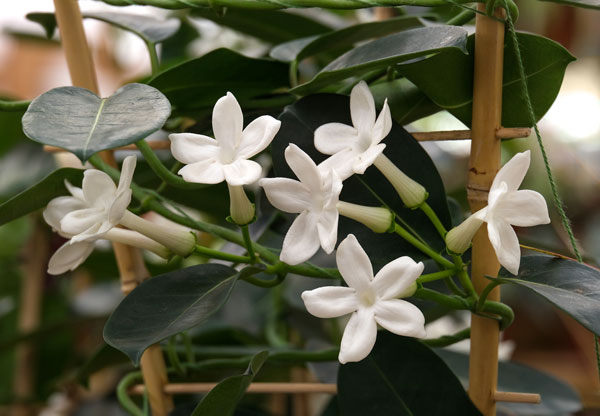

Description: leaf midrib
[83,97,106,159]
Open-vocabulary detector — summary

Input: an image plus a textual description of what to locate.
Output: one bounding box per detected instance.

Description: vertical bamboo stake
[52,1,173,414]
[467,4,505,415]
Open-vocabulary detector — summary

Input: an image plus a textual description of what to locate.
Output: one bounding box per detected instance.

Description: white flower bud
[445,213,485,254]
[373,154,427,209]
[228,184,255,226]
[337,201,393,233]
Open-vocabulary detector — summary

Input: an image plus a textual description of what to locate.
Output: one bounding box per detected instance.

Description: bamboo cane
[52,1,173,414]
[467,4,506,415]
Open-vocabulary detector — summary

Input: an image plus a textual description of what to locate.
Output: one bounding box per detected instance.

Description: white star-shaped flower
[301,234,426,364]
[169,92,281,186]
[259,144,342,266]
[315,81,391,180]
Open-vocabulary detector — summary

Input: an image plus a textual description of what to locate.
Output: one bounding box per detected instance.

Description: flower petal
[318,149,357,181]
[493,190,550,227]
[43,196,87,233]
[371,99,392,144]
[82,170,116,207]
[47,240,95,275]
[236,115,281,160]
[259,178,311,214]
[317,207,339,254]
[336,234,373,293]
[285,144,323,193]
[373,299,426,338]
[60,208,105,236]
[169,133,220,165]
[108,189,132,224]
[280,211,321,265]
[65,180,84,200]
[372,257,424,300]
[350,81,376,134]
[339,308,377,364]
[213,92,243,155]
[222,159,262,186]
[178,159,225,184]
[301,286,358,318]
[488,220,521,275]
[352,143,386,175]
[314,123,358,155]
[491,150,530,194]
[116,155,136,196]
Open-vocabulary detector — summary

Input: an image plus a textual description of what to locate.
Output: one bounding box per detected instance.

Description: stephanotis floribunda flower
[445,150,550,274]
[301,234,426,364]
[314,81,427,208]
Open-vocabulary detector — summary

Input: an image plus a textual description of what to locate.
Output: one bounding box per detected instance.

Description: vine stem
[241,225,257,261]
[419,202,447,238]
[393,223,454,269]
[145,40,160,76]
[117,371,144,416]
[417,269,457,284]
[194,245,251,264]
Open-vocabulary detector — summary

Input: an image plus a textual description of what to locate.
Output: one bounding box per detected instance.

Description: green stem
[181,331,196,365]
[0,99,30,111]
[266,285,288,348]
[290,59,299,88]
[412,288,470,310]
[116,371,143,416]
[478,300,514,330]
[394,223,454,269]
[444,277,467,297]
[420,202,447,239]
[445,9,476,25]
[194,245,251,264]
[417,269,456,284]
[241,273,285,288]
[145,40,160,76]
[167,335,186,377]
[422,328,470,347]
[476,278,504,311]
[452,255,477,297]
[241,225,257,261]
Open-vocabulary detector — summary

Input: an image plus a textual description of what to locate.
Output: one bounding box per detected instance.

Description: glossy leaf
[22,83,171,162]
[104,264,239,364]
[0,167,83,226]
[149,48,289,115]
[271,94,451,269]
[436,349,582,415]
[371,78,441,125]
[291,26,468,95]
[191,351,269,416]
[539,0,600,9]
[398,32,575,127]
[497,255,600,335]
[270,16,426,63]
[337,332,481,415]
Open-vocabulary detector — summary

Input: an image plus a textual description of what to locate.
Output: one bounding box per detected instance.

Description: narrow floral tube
[104,228,171,259]
[373,154,428,209]
[336,201,393,233]
[228,184,255,226]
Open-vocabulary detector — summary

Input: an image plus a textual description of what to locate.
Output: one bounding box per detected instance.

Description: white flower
[445,150,550,274]
[259,144,342,265]
[169,92,281,186]
[301,234,426,364]
[315,81,391,180]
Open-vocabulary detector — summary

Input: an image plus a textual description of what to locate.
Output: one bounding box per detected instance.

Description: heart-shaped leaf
[22,83,171,162]
[539,0,599,9]
[398,32,575,127]
[337,333,481,415]
[191,351,269,416]
[270,94,451,269]
[497,255,600,335]
[104,264,239,364]
[291,26,468,95]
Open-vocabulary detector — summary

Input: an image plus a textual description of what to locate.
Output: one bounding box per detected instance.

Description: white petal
[314,123,358,155]
[373,299,426,338]
[371,99,392,144]
[488,220,521,275]
[490,150,530,194]
[222,159,262,186]
[488,181,508,209]
[65,180,84,200]
[82,170,116,207]
[178,159,225,184]
[236,116,281,160]
[108,189,132,224]
[301,286,358,318]
[322,170,343,211]
[339,308,377,364]
[47,240,95,275]
[259,178,311,214]
[350,81,376,134]
[285,144,323,193]
[70,222,106,243]
[117,155,136,196]
[43,196,87,232]
[318,149,357,181]
[169,133,220,165]
[352,143,386,175]
[213,92,243,156]
[60,207,105,236]
[317,208,339,254]
[372,257,424,300]
[280,211,321,265]
[493,190,550,227]
[336,234,373,293]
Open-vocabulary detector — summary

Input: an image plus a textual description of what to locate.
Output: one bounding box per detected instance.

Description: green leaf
[291,26,468,96]
[270,94,451,269]
[0,98,28,156]
[104,264,239,364]
[0,167,83,226]
[0,143,55,201]
[22,83,171,162]
[436,349,582,415]
[497,255,600,336]
[398,32,576,127]
[25,12,57,38]
[191,351,269,416]
[538,0,600,9]
[149,48,289,116]
[337,333,481,415]
[191,8,332,44]
[270,15,426,63]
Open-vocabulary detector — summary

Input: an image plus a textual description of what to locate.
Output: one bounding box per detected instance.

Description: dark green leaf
[398,32,575,127]
[271,94,451,269]
[291,26,468,95]
[498,255,600,336]
[104,264,239,364]
[371,78,441,125]
[0,99,28,156]
[436,349,582,415]
[191,351,269,416]
[22,83,171,162]
[149,49,289,116]
[538,0,600,9]
[191,8,332,44]
[0,167,83,226]
[338,333,481,415]
[25,12,57,38]
[0,143,55,201]
[270,16,426,63]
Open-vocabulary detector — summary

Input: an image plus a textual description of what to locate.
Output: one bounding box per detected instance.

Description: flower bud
[337,201,394,233]
[373,154,427,209]
[445,212,485,254]
[398,281,418,298]
[228,184,255,226]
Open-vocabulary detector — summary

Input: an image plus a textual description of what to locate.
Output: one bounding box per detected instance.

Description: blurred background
[0,1,599,415]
